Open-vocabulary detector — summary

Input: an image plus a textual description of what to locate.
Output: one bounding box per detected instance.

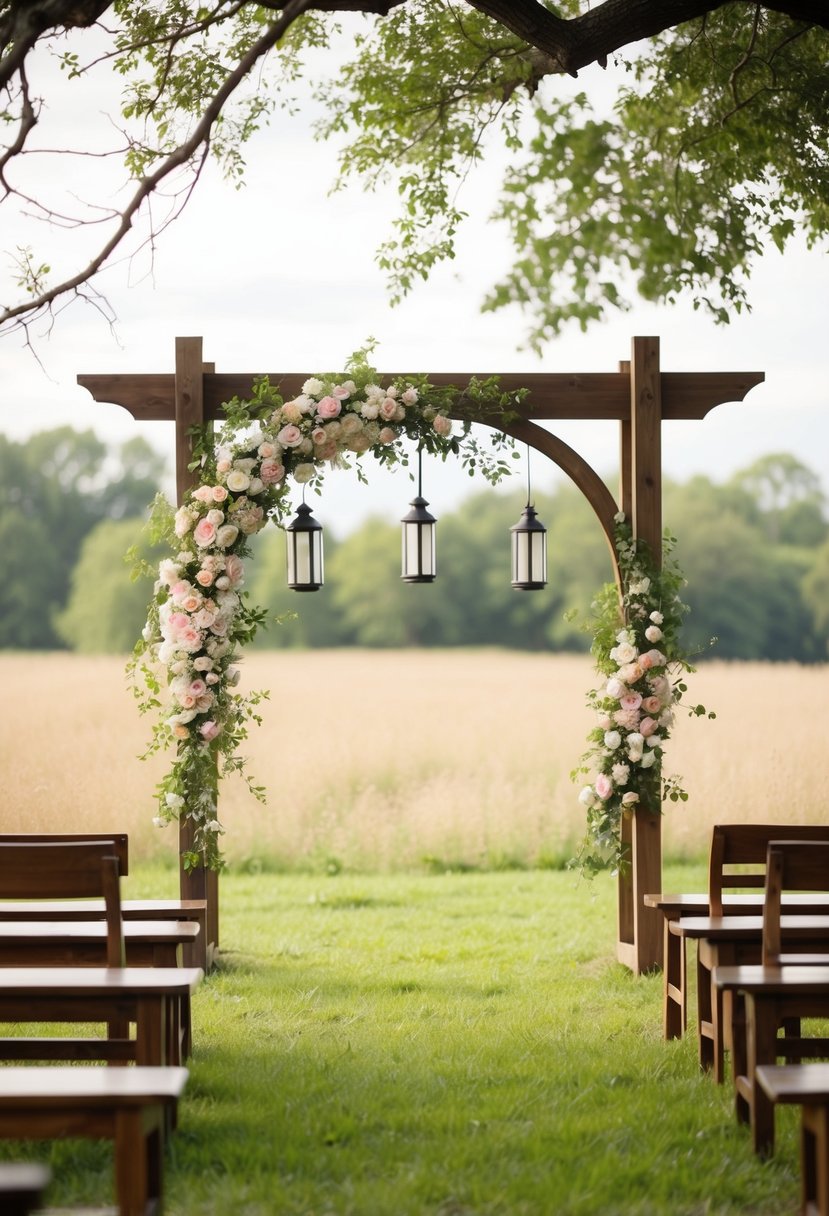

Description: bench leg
[802,1104,829,1216]
[663,917,685,1040]
[745,994,780,1157]
[115,1103,169,1216]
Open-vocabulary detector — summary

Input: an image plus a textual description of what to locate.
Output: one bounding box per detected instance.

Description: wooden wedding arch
[78,334,763,975]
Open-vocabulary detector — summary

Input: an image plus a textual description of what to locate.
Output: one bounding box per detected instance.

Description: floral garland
[129,345,522,871]
[572,513,713,876]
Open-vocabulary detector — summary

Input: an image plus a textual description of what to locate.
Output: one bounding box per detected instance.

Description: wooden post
[616,337,663,974]
[174,337,219,965]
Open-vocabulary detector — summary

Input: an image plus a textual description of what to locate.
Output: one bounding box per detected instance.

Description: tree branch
[0,0,314,331]
[463,0,829,75]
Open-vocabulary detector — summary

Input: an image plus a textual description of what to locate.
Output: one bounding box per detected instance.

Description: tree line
[5,429,824,663]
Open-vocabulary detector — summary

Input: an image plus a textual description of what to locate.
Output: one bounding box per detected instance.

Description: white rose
[611,642,638,664]
[215,524,239,548]
[645,625,663,643]
[206,508,225,526]
[247,477,264,496]
[578,785,596,807]
[361,402,379,420]
[603,730,622,751]
[226,469,251,493]
[649,611,664,625]
[639,751,657,768]
[611,763,630,785]
[302,377,324,396]
[293,463,315,484]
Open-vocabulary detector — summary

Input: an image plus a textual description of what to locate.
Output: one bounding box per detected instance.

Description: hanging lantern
[510,503,547,590]
[286,500,324,592]
[401,449,436,583]
[510,445,547,590]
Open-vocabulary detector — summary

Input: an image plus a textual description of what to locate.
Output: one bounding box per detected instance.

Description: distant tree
[802,538,829,655]
[729,453,827,544]
[55,517,167,653]
[0,429,166,649]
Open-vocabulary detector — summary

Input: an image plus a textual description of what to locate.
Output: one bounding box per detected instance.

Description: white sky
[1,25,827,536]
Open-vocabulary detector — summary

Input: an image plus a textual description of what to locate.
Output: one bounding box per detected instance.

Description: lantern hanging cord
[526,443,532,507]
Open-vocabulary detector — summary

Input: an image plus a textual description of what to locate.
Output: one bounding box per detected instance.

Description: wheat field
[0,650,825,871]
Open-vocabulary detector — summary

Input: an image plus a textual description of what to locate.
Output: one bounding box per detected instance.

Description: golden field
[0,650,825,870]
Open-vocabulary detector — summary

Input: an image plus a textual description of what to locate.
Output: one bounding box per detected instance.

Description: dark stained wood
[0,1065,187,1216]
[77,368,765,423]
[0,967,202,1066]
[0,1162,50,1216]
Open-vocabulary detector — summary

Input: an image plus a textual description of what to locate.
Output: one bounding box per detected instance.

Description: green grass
[1,864,804,1214]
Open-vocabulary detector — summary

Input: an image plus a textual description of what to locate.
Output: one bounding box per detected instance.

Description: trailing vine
[571,513,714,876]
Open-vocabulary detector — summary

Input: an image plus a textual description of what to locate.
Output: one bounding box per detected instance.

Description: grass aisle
[9,866,800,1214]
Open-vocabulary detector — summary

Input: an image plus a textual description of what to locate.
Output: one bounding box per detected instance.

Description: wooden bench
[712,840,829,1156]
[0,900,208,970]
[0,966,203,1066]
[0,1066,187,1216]
[669,914,829,1082]
[647,822,829,1042]
[0,1162,51,1216]
[0,841,202,1060]
[0,835,208,971]
[756,1063,829,1216]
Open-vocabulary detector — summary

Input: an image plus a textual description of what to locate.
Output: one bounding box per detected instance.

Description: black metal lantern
[510,448,547,590]
[286,498,324,592]
[401,449,436,583]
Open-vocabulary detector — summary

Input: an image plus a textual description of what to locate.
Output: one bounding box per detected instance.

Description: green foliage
[55,518,168,653]
[0,429,166,650]
[571,515,714,877]
[312,7,829,344]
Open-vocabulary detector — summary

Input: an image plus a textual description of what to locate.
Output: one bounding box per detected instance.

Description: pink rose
[639,717,658,737]
[212,485,229,503]
[595,773,613,800]
[620,692,642,711]
[644,649,666,668]
[402,387,418,405]
[642,696,662,714]
[188,678,207,698]
[317,396,342,419]
[258,442,276,459]
[277,424,303,448]
[622,791,639,806]
[378,427,396,444]
[618,661,643,684]
[192,485,214,504]
[199,720,221,742]
[193,518,217,547]
[433,414,453,437]
[379,398,398,420]
[260,459,285,485]
[613,707,641,730]
[224,554,245,588]
[173,724,190,740]
[331,384,351,400]
[195,569,214,588]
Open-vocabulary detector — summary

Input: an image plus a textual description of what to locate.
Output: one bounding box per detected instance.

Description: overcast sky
[1,31,826,536]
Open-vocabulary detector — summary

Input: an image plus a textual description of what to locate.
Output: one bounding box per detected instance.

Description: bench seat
[0,1066,187,1216]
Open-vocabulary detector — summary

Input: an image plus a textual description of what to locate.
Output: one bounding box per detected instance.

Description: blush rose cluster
[573,513,712,876]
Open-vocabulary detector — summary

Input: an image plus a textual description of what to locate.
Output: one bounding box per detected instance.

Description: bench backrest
[0,834,128,877]
[763,840,829,966]
[708,824,829,916]
[0,841,125,967]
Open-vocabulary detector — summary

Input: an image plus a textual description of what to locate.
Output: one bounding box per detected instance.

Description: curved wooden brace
[482,416,621,585]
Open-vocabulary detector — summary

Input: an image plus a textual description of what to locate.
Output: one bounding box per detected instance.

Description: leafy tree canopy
[2,2,827,346]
